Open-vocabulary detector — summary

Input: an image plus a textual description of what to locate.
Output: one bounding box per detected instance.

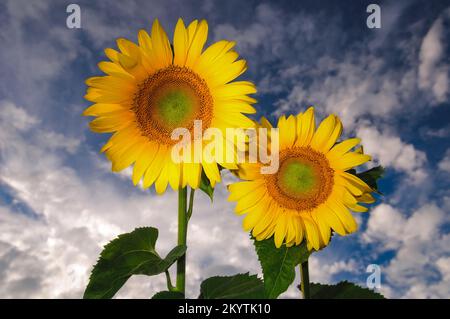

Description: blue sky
[0,0,449,298]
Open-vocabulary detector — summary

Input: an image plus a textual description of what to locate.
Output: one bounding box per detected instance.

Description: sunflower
[83,19,256,193]
[228,107,376,250]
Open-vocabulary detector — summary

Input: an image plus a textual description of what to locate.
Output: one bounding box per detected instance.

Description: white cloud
[0,101,263,298]
[363,204,406,249]
[418,10,450,104]
[309,257,358,284]
[0,101,38,131]
[363,203,450,298]
[438,149,450,173]
[0,0,448,300]
[273,56,419,130]
[356,126,427,183]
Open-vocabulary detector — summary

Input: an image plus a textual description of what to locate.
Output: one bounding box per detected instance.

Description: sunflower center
[266,147,334,211]
[133,66,213,144]
[277,159,317,197]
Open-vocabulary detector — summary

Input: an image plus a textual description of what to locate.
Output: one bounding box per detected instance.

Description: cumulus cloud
[356,125,427,183]
[418,10,450,104]
[0,101,265,298]
[438,149,450,173]
[363,203,450,298]
[0,0,448,300]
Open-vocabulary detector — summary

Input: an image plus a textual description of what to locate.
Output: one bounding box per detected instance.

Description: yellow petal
[142,145,168,189]
[112,137,147,172]
[213,81,257,100]
[321,204,347,236]
[88,111,133,133]
[311,208,331,245]
[235,185,267,214]
[302,214,320,250]
[252,202,277,237]
[168,160,182,190]
[331,152,371,171]
[234,163,262,180]
[278,115,297,150]
[327,198,358,233]
[132,141,159,185]
[214,100,256,114]
[104,48,120,63]
[327,138,361,159]
[173,18,188,66]
[186,162,202,189]
[242,197,270,231]
[150,19,173,69]
[285,213,297,244]
[185,19,208,67]
[357,192,376,204]
[155,161,170,194]
[202,161,221,187]
[97,61,134,81]
[293,217,305,245]
[335,175,363,196]
[340,172,373,193]
[227,180,265,202]
[295,107,315,147]
[83,103,126,117]
[260,116,273,129]
[274,212,288,248]
[138,29,152,53]
[194,40,236,77]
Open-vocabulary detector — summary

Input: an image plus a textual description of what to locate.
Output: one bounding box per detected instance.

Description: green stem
[187,188,195,220]
[300,260,310,299]
[176,187,188,295]
[165,270,175,292]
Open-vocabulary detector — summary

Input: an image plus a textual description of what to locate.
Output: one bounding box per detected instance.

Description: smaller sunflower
[228,107,376,250]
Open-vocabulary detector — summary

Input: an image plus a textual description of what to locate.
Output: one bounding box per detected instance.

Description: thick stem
[300,260,310,299]
[176,187,188,294]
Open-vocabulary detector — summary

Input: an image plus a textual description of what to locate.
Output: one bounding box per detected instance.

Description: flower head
[84,19,256,193]
[228,107,376,250]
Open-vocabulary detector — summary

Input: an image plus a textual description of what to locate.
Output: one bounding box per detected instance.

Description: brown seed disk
[264,146,334,212]
[132,66,213,144]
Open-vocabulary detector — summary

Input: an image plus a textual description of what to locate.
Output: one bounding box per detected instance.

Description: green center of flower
[154,87,197,130]
[266,147,335,212]
[133,66,213,144]
[277,159,318,198]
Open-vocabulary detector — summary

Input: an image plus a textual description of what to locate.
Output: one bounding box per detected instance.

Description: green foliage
[84,227,186,299]
[152,291,185,299]
[254,238,310,299]
[199,170,214,201]
[308,281,384,299]
[199,273,265,299]
[349,165,385,193]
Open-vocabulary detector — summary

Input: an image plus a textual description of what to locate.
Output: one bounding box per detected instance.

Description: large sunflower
[84,19,256,193]
[228,107,376,250]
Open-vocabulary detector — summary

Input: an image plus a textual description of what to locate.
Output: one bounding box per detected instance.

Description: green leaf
[84,227,186,299]
[254,237,310,299]
[199,273,265,299]
[308,281,384,299]
[199,170,214,201]
[350,166,384,193]
[152,291,185,299]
